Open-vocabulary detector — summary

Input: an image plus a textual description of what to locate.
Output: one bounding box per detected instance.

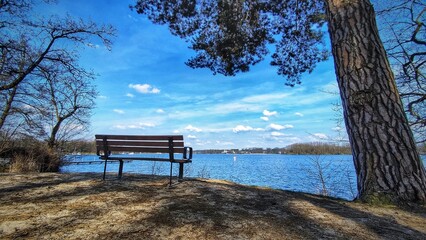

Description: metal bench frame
[95,135,193,185]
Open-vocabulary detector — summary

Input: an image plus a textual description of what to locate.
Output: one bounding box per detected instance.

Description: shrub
[0,136,62,173]
[9,146,61,173]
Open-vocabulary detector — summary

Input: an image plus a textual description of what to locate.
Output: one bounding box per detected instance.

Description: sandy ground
[0,173,425,239]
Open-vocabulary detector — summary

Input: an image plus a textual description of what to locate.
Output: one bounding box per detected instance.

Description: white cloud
[156,109,165,114]
[313,133,328,139]
[113,109,125,114]
[270,132,287,137]
[173,130,181,134]
[126,93,134,98]
[187,135,197,139]
[113,122,156,130]
[185,125,202,132]
[243,93,291,103]
[295,112,304,117]
[332,127,342,131]
[268,123,293,131]
[233,125,263,133]
[129,83,160,94]
[114,124,126,129]
[129,123,155,129]
[321,82,339,93]
[98,95,107,99]
[207,102,261,115]
[139,123,156,128]
[260,116,269,121]
[216,140,235,146]
[267,132,294,141]
[263,110,277,117]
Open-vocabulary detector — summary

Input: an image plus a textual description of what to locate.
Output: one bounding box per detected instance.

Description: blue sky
[46,0,346,150]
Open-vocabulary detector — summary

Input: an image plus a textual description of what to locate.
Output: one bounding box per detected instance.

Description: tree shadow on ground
[135,179,426,239]
[0,173,425,239]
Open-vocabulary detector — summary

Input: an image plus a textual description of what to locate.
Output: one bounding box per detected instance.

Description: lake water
[61,154,426,201]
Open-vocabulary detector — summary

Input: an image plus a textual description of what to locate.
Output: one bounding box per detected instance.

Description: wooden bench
[95,135,193,184]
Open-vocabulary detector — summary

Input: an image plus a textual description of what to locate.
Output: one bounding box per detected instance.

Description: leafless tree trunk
[0,86,17,129]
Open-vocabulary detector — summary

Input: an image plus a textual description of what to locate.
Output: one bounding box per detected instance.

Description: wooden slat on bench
[95,135,183,141]
[106,146,185,153]
[95,141,184,147]
[95,134,186,154]
[101,156,179,162]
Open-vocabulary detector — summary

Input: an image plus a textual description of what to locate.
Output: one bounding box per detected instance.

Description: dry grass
[0,173,425,239]
[1,139,61,173]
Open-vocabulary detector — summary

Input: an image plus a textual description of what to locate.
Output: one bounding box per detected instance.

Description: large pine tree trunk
[325,0,426,203]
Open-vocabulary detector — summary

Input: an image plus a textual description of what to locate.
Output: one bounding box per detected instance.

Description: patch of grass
[358,192,397,207]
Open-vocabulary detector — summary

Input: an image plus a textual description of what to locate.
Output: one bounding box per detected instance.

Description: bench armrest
[184,147,193,160]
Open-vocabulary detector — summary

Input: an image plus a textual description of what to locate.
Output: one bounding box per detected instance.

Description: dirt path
[0,173,425,239]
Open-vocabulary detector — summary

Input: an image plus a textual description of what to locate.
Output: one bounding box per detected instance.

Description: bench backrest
[95,135,185,157]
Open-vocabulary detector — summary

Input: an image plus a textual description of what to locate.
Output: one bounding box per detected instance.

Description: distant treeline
[195,142,352,155]
[61,140,97,154]
[63,140,426,155]
[284,142,352,155]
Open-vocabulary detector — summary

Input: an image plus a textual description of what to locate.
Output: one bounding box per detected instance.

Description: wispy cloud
[267,123,293,131]
[243,93,291,103]
[187,135,197,139]
[206,102,261,115]
[113,109,125,114]
[126,93,134,98]
[185,125,202,132]
[270,131,291,137]
[233,125,264,133]
[295,112,304,117]
[113,122,156,130]
[312,133,328,140]
[127,14,139,22]
[216,140,235,146]
[260,116,269,121]
[129,83,160,94]
[156,109,165,114]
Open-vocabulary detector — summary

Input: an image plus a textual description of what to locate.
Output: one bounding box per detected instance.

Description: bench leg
[103,160,108,180]
[178,162,184,181]
[169,162,173,186]
[118,160,124,179]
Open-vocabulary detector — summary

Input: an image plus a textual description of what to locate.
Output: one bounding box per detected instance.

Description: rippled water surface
[62,154,426,200]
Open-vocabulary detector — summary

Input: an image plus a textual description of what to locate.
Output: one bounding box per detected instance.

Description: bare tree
[24,64,98,148]
[0,0,115,145]
[374,0,426,143]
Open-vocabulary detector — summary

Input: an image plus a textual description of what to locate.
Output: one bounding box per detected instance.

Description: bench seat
[95,134,193,184]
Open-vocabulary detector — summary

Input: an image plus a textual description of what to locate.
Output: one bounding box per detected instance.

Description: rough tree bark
[325,0,426,203]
